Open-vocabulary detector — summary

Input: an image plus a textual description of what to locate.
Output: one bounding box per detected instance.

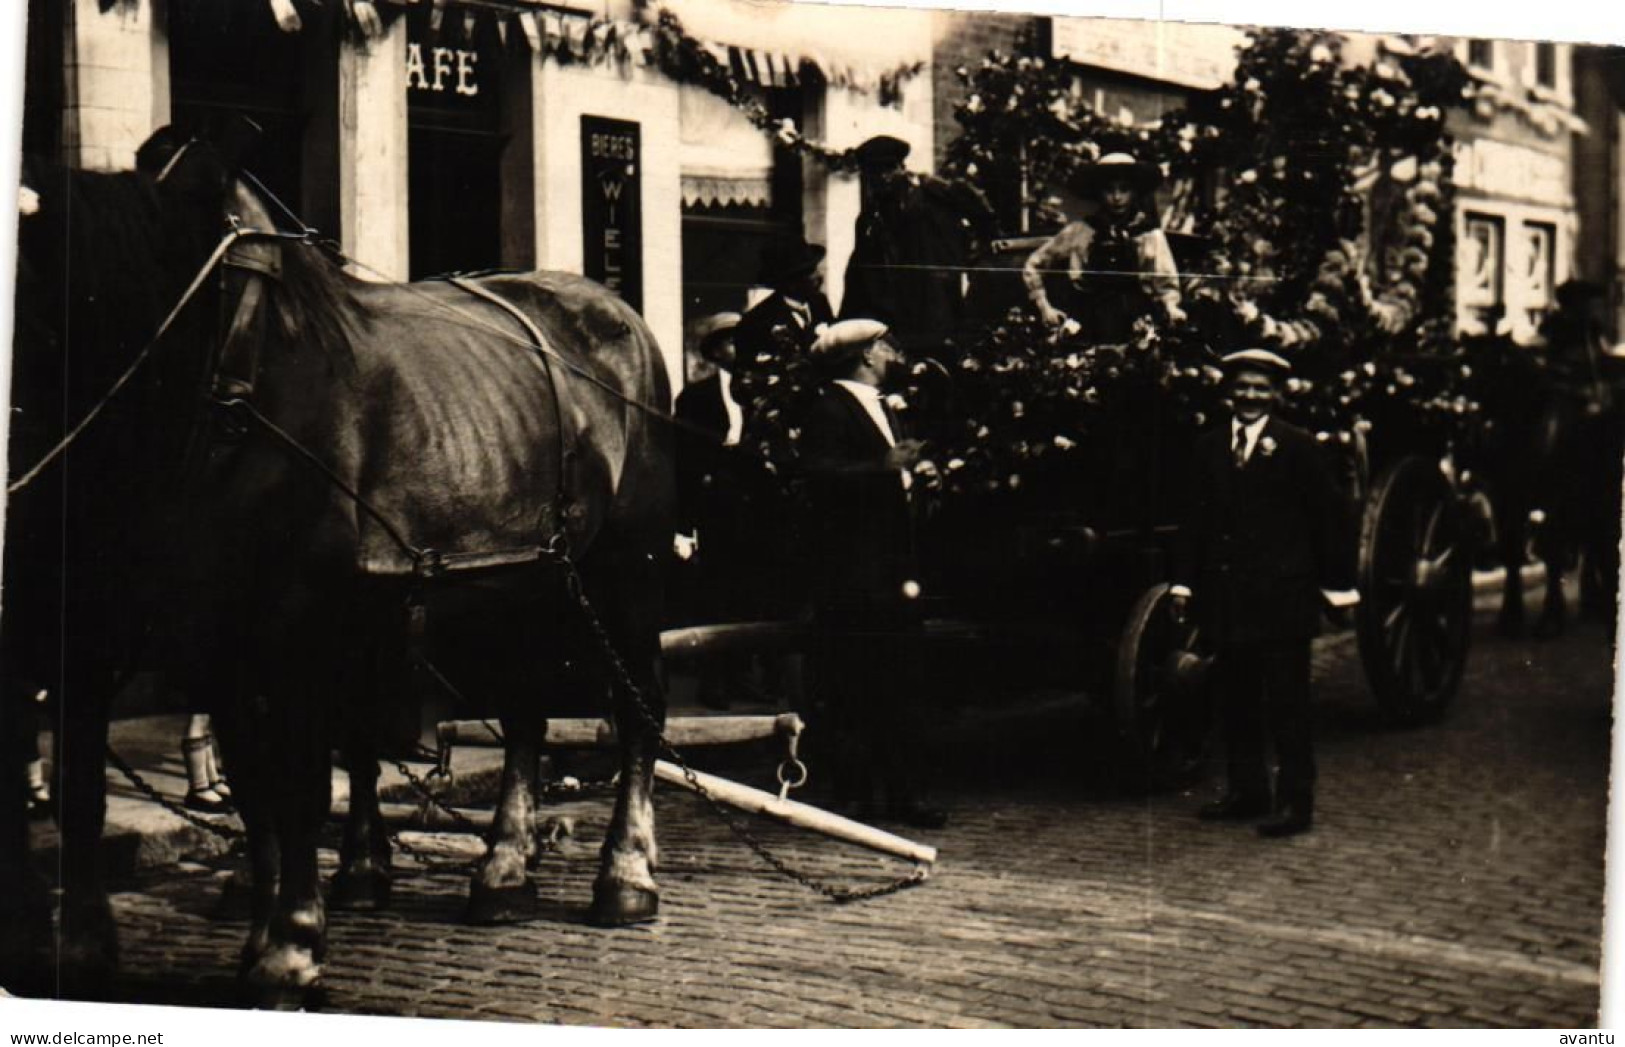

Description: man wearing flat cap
[800,319,944,829]
[1171,349,1356,838]
[843,134,995,351]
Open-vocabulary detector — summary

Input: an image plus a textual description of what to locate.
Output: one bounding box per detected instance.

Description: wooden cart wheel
[1113,582,1214,789]
[1356,455,1473,724]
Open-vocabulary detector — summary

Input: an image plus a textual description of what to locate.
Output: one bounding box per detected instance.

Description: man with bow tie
[1171,349,1356,838]
[800,319,943,830]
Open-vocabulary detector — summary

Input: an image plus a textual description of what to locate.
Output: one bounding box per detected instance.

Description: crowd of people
[15,133,1618,843]
[668,137,1353,835]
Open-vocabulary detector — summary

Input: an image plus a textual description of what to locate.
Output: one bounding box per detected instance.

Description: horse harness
[200,224,588,588]
[22,213,929,904]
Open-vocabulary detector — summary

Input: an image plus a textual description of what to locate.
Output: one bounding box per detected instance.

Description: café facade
[33,0,937,385]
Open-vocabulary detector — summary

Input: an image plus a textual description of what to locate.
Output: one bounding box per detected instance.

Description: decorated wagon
[711,29,1487,788]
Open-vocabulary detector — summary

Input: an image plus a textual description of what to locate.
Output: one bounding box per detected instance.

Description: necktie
[1232,431,1248,470]
[882,399,902,442]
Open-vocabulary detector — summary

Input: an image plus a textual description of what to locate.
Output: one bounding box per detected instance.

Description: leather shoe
[886,801,948,830]
[1257,805,1313,838]
[1197,792,1271,821]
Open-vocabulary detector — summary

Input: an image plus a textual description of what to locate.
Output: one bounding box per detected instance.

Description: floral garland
[326,0,919,171]
[642,8,863,172]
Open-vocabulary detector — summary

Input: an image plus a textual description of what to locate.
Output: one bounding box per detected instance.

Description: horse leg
[54,666,120,997]
[1534,512,1570,639]
[0,680,53,996]
[467,701,541,925]
[331,629,395,913]
[330,733,391,912]
[239,681,331,1008]
[1496,496,1527,638]
[586,545,666,927]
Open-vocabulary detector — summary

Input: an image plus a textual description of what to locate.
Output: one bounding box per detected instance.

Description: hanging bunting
[517,11,540,51]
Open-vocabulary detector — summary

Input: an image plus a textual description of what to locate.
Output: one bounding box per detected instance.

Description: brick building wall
[931,10,1035,175]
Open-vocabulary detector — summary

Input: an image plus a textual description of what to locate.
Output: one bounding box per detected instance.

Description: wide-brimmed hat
[758,237,827,288]
[1221,348,1292,379]
[693,311,741,359]
[1072,152,1163,196]
[811,318,891,371]
[854,134,912,170]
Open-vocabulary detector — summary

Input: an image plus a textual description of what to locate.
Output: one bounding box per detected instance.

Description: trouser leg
[1261,640,1315,808]
[1218,647,1270,799]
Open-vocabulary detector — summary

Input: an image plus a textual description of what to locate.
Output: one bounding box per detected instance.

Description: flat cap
[1221,348,1292,376]
[854,134,912,169]
[811,318,891,368]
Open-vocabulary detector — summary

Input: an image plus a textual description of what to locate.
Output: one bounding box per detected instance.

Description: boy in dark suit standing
[801,319,943,829]
[1172,350,1356,837]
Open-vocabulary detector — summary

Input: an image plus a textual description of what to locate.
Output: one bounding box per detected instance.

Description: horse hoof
[465,881,537,926]
[589,883,660,927]
[329,866,393,912]
[55,900,120,999]
[241,945,322,1010]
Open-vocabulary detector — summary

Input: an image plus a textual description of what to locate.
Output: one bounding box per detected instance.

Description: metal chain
[541,534,928,903]
[105,745,246,846]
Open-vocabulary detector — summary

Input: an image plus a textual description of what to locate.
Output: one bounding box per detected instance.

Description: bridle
[5,220,301,497]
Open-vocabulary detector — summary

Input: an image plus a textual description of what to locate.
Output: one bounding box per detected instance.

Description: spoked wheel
[1112,582,1214,790]
[1356,455,1473,724]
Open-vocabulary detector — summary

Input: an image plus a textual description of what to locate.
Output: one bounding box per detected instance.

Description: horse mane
[19,156,371,379]
[235,183,372,372]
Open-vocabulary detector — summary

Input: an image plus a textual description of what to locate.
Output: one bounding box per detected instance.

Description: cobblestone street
[86,598,1614,1028]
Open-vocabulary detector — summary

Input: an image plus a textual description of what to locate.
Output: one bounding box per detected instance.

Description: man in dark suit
[801,319,943,830]
[1171,349,1356,838]
[734,236,835,379]
[842,134,995,352]
[674,312,756,707]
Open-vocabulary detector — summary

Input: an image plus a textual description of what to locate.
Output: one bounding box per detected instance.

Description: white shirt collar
[834,379,896,447]
[718,369,742,446]
[1231,414,1270,459]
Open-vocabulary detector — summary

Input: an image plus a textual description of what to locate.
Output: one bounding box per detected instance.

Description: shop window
[1521,221,1556,329]
[1534,42,1557,89]
[168,0,309,214]
[1466,40,1497,75]
[1460,212,1505,332]
[679,86,803,326]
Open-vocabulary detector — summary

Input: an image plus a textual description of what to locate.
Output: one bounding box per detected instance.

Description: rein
[6,225,315,497]
[28,193,929,902]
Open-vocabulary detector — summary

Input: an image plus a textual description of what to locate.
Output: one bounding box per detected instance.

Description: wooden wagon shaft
[332,772,936,866]
[659,618,1021,660]
[659,621,812,660]
[437,712,805,749]
[653,760,938,867]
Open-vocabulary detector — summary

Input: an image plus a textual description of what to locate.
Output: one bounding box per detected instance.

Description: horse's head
[9,122,366,534]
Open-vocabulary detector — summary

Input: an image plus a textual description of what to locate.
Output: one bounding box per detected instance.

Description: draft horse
[3,128,674,1001]
[1466,332,1623,638]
